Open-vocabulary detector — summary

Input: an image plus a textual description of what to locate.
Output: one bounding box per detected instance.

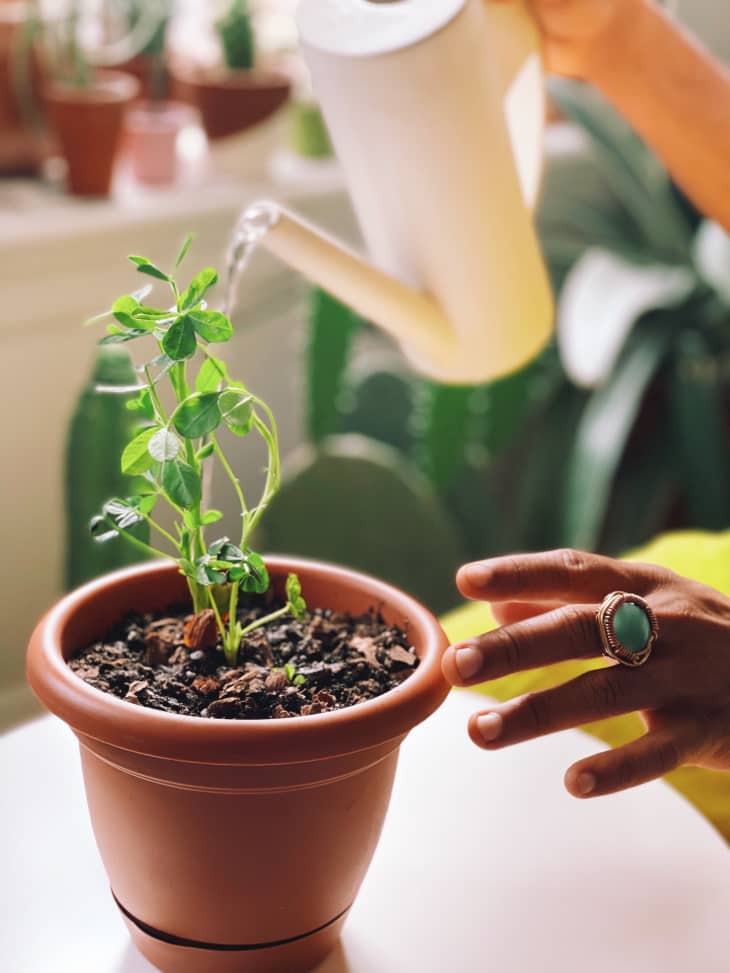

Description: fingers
[457,549,665,605]
[467,667,660,749]
[564,730,684,798]
[491,601,559,625]
[443,604,600,686]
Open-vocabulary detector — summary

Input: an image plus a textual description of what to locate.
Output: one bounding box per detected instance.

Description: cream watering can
[243,0,552,384]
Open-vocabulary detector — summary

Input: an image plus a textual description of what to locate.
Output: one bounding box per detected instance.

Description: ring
[596,592,658,668]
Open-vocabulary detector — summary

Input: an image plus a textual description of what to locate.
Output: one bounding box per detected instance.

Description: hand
[488,0,641,79]
[442,549,730,799]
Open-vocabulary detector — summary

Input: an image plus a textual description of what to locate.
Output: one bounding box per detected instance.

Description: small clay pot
[122,99,199,187]
[171,62,290,141]
[44,69,140,196]
[27,558,449,973]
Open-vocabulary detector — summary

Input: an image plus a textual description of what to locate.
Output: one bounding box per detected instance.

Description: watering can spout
[252,0,554,384]
[247,202,457,371]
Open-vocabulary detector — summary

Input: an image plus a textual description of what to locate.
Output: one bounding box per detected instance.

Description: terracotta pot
[0,0,46,174]
[44,70,140,196]
[27,558,449,973]
[121,99,198,187]
[171,62,290,141]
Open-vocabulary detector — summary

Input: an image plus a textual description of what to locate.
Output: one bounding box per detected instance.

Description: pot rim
[27,557,450,765]
[171,62,291,93]
[44,69,141,104]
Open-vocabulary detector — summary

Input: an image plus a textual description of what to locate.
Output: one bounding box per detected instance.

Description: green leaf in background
[561,318,676,550]
[162,316,197,360]
[548,78,692,262]
[180,268,218,311]
[189,310,233,343]
[126,387,156,421]
[173,393,222,439]
[196,355,228,393]
[411,382,476,492]
[254,435,467,614]
[162,459,201,509]
[512,382,588,552]
[121,427,157,476]
[670,330,730,529]
[339,353,414,454]
[176,233,195,268]
[306,288,363,443]
[557,247,695,388]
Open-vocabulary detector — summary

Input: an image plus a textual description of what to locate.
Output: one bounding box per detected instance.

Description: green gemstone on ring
[613,603,651,654]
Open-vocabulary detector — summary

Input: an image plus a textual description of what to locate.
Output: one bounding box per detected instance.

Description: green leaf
[195,441,216,461]
[547,78,692,261]
[219,389,253,436]
[112,295,141,330]
[129,255,170,282]
[200,509,223,525]
[561,319,675,550]
[180,268,218,310]
[306,288,362,442]
[148,428,181,462]
[126,388,156,421]
[121,427,157,476]
[100,329,149,345]
[173,393,222,438]
[239,550,269,593]
[176,233,195,268]
[162,460,201,509]
[196,355,228,393]
[208,537,244,562]
[189,309,233,343]
[284,663,296,682]
[670,331,730,529]
[293,674,307,686]
[162,316,197,360]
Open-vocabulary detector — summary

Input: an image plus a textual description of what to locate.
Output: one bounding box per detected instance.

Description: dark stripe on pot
[112,892,351,951]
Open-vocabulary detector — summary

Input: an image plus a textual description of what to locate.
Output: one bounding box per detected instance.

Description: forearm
[586,1,730,231]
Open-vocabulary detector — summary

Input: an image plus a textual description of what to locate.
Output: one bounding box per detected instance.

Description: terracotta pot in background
[171,62,290,141]
[27,558,449,973]
[44,69,140,196]
[0,0,46,174]
[121,99,199,187]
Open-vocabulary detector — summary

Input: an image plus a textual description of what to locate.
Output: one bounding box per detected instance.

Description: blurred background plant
[257,78,730,612]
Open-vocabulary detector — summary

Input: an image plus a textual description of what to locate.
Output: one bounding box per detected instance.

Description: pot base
[116,894,349,973]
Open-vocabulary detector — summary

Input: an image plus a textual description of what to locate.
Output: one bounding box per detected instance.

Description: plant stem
[239,604,290,639]
[109,521,170,561]
[144,366,167,422]
[206,586,227,643]
[210,432,248,544]
[242,408,280,545]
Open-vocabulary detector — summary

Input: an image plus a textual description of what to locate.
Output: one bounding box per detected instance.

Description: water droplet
[223,201,281,315]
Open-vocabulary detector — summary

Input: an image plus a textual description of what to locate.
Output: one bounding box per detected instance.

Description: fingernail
[454,645,483,680]
[576,772,596,796]
[465,563,491,588]
[476,712,503,743]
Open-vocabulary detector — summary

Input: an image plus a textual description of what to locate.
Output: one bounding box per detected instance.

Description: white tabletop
[3,690,729,972]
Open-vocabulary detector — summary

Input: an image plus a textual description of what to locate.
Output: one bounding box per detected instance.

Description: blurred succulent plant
[216,0,255,72]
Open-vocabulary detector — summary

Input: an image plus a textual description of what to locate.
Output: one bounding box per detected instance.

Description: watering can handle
[482,0,545,208]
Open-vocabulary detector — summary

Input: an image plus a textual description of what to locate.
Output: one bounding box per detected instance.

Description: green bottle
[64,345,150,590]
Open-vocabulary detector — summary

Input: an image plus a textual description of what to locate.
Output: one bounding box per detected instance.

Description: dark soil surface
[69,596,419,720]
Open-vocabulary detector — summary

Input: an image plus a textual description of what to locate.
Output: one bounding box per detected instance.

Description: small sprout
[89,236,303,666]
[284,663,307,687]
